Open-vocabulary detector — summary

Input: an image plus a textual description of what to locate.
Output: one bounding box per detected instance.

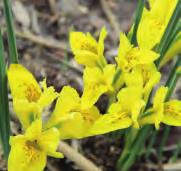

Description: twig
[100,0,120,41]
[58,141,102,171]
[163,162,181,171]
[15,31,68,51]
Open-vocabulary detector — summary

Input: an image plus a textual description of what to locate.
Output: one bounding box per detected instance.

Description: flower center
[25,84,41,102]
[24,140,41,162]
[80,42,98,54]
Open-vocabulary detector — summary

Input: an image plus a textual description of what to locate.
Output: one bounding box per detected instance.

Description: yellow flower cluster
[7,0,180,170]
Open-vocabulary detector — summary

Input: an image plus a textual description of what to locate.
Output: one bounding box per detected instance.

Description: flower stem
[3,0,19,63]
[0,30,10,159]
[165,56,181,100]
[170,138,181,163]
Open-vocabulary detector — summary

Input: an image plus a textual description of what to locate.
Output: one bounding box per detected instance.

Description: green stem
[131,0,145,45]
[145,130,157,159]
[117,126,151,171]
[3,0,18,63]
[165,56,181,100]
[0,30,10,159]
[158,126,171,160]
[170,139,181,163]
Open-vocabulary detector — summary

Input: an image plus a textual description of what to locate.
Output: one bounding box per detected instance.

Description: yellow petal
[8,64,41,102]
[153,86,168,109]
[45,86,81,130]
[90,112,132,135]
[38,79,58,108]
[39,127,63,158]
[53,86,80,116]
[103,64,116,88]
[8,136,46,171]
[69,32,97,53]
[81,67,108,109]
[74,50,100,67]
[124,68,143,87]
[13,100,41,129]
[69,28,107,68]
[98,26,107,67]
[131,100,145,128]
[140,64,161,101]
[153,86,168,129]
[139,114,156,125]
[116,33,133,68]
[25,119,42,140]
[117,86,143,113]
[162,100,181,126]
[58,112,86,139]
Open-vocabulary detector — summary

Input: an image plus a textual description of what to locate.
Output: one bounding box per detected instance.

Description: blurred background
[0,0,180,170]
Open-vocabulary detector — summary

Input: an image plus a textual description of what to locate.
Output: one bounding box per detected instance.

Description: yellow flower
[140,85,181,128]
[89,102,132,135]
[117,86,145,128]
[116,33,159,72]
[45,86,101,139]
[8,64,58,129]
[124,64,161,101]
[90,86,145,134]
[159,32,181,68]
[162,100,181,126]
[70,27,107,68]
[81,64,116,109]
[8,120,63,171]
[139,86,168,129]
[137,0,178,49]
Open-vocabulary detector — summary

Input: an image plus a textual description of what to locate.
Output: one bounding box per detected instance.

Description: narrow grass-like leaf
[131,0,145,45]
[170,138,181,162]
[145,131,157,159]
[165,57,181,100]
[0,30,10,159]
[3,0,18,63]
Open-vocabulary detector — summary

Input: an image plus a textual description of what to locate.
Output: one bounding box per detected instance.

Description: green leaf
[131,0,145,45]
[0,29,11,159]
[3,0,18,63]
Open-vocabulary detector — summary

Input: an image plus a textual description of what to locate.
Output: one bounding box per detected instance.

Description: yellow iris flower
[8,64,58,129]
[90,85,145,134]
[81,64,116,109]
[137,0,178,49]
[124,64,161,102]
[90,102,132,135]
[45,86,101,139]
[8,120,63,171]
[117,86,145,128]
[139,86,181,128]
[116,33,159,72]
[70,27,107,68]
